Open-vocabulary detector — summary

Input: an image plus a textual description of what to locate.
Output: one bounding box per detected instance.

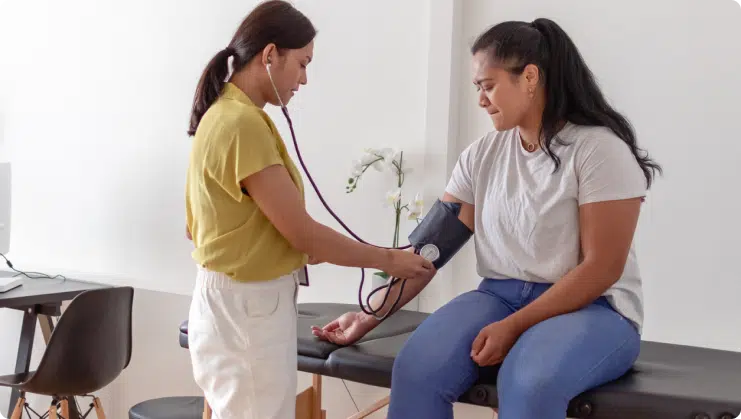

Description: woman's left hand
[470,319,523,366]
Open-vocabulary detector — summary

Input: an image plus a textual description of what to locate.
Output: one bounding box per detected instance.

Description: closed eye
[475,84,494,93]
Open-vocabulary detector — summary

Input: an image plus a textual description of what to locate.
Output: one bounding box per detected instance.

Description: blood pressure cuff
[407,199,473,269]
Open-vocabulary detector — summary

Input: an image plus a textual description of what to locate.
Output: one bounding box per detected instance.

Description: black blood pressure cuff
[407,199,473,269]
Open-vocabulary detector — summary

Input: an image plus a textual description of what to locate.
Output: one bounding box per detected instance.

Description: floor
[298,372,497,419]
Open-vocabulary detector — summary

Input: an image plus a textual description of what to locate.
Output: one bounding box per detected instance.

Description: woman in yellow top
[184,2,435,419]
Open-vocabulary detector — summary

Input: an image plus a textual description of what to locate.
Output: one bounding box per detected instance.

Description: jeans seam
[446,366,477,402]
[478,288,517,313]
[562,334,635,405]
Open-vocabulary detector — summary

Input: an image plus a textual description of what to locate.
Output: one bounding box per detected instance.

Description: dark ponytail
[187,0,316,137]
[472,18,662,188]
[188,48,233,136]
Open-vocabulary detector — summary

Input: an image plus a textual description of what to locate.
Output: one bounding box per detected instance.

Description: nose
[300,70,308,86]
[478,91,489,108]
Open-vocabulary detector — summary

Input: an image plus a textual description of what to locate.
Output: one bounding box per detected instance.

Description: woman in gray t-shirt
[314,17,661,419]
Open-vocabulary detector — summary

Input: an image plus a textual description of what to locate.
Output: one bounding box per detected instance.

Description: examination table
[129,302,741,419]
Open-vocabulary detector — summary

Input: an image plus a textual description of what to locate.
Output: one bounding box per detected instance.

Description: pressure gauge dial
[420,244,440,263]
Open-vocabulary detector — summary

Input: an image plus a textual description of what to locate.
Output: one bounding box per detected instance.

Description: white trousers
[188,266,299,419]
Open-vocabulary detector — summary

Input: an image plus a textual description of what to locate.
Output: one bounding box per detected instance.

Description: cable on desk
[0,253,66,282]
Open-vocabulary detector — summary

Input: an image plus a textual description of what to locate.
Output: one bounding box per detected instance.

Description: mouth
[489,110,500,116]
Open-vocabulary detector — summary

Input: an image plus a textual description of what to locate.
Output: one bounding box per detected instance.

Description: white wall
[453,0,741,352]
[0,0,430,300]
[1,0,741,417]
[0,0,435,416]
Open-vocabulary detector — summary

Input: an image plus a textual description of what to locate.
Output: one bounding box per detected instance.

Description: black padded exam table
[178,302,741,419]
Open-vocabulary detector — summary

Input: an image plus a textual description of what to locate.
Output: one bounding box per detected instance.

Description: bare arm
[242,164,433,278]
[361,192,475,324]
[504,197,642,333]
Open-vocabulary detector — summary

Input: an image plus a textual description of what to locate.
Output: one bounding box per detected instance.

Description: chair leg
[10,396,24,419]
[60,399,70,419]
[202,397,212,419]
[48,400,58,419]
[92,397,106,419]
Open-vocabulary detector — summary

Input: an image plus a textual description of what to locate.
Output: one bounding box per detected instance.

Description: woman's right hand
[311,311,378,346]
[382,249,435,280]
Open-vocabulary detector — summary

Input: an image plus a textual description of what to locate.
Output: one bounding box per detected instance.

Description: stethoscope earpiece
[265,62,285,109]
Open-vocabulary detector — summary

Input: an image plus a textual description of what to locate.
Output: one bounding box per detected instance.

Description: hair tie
[223,47,236,57]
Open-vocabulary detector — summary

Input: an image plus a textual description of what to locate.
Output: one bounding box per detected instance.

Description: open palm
[311,311,375,346]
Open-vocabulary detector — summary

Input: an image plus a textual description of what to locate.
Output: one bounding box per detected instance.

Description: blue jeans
[387,278,640,419]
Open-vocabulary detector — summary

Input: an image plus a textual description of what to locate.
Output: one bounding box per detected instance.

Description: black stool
[128,396,204,419]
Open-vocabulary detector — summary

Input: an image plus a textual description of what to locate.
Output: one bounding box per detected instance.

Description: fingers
[471,336,496,366]
[311,325,339,343]
[322,319,340,332]
[481,352,502,367]
[406,258,436,280]
[471,332,486,357]
[314,327,347,345]
[311,319,344,343]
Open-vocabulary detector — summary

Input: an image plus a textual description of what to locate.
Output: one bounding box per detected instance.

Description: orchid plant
[346,148,424,281]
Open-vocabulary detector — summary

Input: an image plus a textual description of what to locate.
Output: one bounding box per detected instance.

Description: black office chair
[0,286,134,419]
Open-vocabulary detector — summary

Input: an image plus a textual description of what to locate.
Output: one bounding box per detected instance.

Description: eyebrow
[473,77,493,84]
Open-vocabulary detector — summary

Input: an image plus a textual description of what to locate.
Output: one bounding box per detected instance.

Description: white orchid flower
[385,188,402,207]
[361,152,378,166]
[407,192,424,219]
[371,159,386,172]
[348,159,364,180]
[365,148,397,172]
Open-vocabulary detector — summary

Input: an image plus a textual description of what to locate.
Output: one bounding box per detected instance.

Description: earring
[528,88,535,98]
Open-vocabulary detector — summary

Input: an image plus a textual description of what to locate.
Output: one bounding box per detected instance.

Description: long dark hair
[187,0,316,136]
[472,18,662,188]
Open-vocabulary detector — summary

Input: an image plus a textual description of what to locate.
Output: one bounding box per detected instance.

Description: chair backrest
[25,286,134,396]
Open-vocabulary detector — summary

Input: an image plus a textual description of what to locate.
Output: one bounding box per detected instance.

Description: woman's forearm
[504,261,622,333]
[361,268,433,326]
[297,219,389,271]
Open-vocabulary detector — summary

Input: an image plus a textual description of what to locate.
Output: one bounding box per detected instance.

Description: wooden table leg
[39,314,54,342]
[202,398,212,419]
[296,374,326,419]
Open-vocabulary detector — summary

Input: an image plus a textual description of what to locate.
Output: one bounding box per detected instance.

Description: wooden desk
[0,270,110,419]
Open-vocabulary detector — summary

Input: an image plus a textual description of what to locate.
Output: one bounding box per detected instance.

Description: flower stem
[393,151,404,248]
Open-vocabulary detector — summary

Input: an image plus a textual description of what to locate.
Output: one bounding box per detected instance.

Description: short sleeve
[576,131,647,205]
[445,141,477,204]
[230,111,284,182]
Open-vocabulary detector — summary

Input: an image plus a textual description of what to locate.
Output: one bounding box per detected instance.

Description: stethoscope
[265,62,435,321]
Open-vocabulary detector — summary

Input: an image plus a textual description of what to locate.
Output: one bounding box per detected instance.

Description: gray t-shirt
[445,122,647,332]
